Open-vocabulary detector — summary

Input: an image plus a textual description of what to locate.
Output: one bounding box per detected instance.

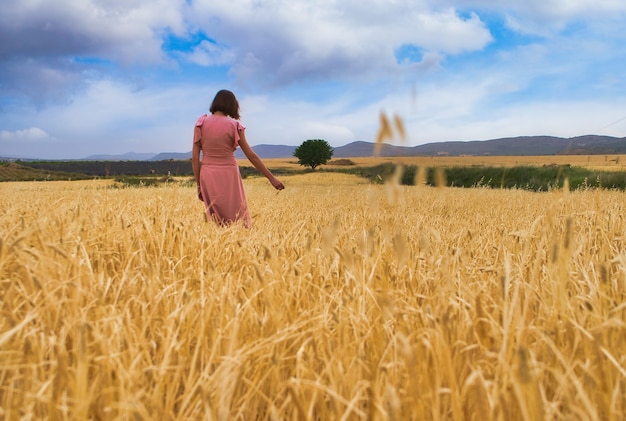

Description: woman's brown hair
[210,89,240,120]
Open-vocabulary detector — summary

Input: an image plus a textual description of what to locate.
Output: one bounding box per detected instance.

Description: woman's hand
[239,130,285,191]
[270,176,285,190]
[197,185,203,201]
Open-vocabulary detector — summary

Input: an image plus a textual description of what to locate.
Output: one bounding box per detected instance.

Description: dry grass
[255,154,626,172]
[1,173,625,420]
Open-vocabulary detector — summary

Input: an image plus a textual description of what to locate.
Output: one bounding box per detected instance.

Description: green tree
[293,139,334,170]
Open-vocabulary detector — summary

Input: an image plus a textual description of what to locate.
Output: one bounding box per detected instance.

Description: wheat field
[262,154,626,172]
[1,171,625,420]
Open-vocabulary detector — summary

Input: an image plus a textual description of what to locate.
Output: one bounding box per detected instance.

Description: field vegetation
[1,168,625,419]
[0,162,91,182]
[338,163,626,191]
[3,155,626,192]
[328,154,624,171]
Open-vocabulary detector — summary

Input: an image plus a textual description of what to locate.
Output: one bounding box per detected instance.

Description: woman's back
[195,114,244,164]
[191,89,284,228]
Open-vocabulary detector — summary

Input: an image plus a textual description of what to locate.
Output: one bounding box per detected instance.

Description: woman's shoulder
[218,116,246,131]
[196,114,245,130]
[234,120,246,131]
[195,114,208,126]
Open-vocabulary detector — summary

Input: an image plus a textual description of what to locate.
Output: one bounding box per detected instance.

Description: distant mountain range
[4,135,625,162]
[148,135,626,161]
[83,152,158,161]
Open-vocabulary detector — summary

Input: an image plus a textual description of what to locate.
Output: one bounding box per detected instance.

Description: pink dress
[194,114,251,228]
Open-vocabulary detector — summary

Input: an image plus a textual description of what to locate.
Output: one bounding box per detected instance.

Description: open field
[4,153,625,182]
[259,154,626,172]
[1,173,625,419]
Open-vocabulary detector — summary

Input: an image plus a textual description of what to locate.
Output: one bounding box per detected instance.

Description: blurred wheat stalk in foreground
[1,176,625,420]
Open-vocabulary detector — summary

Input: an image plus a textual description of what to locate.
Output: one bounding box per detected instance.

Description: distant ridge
[408,135,626,156]
[150,152,191,161]
[331,135,626,157]
[149,145,297,161]
[84,152,157,161]
[234,144,297,159]
[147,135,626,161]
[9,134,618,162]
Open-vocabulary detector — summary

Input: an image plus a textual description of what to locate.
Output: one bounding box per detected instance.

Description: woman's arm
[192,141,201,186]
[192,127,203,200]
[238,129,285,190]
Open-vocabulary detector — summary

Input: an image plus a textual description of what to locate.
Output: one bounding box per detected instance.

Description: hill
[234,144,297,159]
[332,135,626,157]
[4,135,625,163]
[84,152,157,161]
[0,162,91,181]
[150,152,192,161]
[158,135,626,160]
[410,135,626,156]
[151,145,297,161]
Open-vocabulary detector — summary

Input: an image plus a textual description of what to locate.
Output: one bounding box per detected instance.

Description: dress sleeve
[233,121,246,147]
[193,114,207,144]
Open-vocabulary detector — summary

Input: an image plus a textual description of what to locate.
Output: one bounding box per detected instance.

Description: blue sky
[1,0,626,159]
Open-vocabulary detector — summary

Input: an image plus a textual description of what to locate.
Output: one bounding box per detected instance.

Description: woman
[192,90,284,228]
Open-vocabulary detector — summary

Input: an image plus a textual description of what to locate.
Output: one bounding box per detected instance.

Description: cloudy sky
[1,0,626,159]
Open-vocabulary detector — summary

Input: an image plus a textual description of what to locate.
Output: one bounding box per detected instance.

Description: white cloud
[445,0,626,35]
[180,40,236,67]
[1,0,625,159]
[187,1,493,86]
[0,127,51,141]
[0,0,186,63]
[410,99,626,143]
[38,79,210,154]
[370,65,626,144]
